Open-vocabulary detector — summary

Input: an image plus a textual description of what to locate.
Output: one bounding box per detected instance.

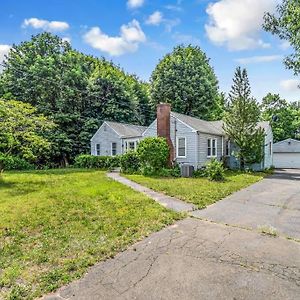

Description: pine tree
[224,67,265,170]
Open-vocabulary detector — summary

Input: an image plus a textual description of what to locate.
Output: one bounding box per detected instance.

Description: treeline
[0,33,225,167]
[0,32,299,169]
[0,33,152,166]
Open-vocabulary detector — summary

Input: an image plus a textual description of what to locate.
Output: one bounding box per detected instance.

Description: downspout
[221,136,224,157]
[195,131,199,169]
[174,117,177,164]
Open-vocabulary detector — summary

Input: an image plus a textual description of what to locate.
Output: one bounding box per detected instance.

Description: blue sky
[0,0,299,102]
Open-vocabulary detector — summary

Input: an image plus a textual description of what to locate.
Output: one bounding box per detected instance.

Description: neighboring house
[273,138,300,169]
[91,104,273,171]
[90,121,147,156]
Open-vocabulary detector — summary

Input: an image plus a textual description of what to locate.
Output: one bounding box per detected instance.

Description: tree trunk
[0,163,4,181]
[240,156,245,171]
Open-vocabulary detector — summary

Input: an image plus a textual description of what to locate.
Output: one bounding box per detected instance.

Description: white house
[91,104,273,171]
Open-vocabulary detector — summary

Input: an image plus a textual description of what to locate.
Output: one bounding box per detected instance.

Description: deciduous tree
[0,99,54,172]
[264,0,300,75]
[150,45,220,120]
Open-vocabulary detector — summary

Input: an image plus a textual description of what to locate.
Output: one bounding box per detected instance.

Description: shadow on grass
[0,178,15,189]
[6,168,101,176]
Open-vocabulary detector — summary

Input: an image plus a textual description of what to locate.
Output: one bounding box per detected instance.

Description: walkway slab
[107,172,197,213]
[44,218,300,300]
[191,169,300,240]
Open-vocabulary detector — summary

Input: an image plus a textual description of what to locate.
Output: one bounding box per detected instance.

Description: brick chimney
[157,103,174,166]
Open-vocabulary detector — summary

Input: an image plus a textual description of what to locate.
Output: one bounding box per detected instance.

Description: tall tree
[261,93,300,142]
[150,45,220,120]
[263,0,300,76]
[0,99,54,172]
[224,67,264,170]
[0,33,151,165]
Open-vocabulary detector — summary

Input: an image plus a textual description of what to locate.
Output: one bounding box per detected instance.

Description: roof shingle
[106,121,147,138]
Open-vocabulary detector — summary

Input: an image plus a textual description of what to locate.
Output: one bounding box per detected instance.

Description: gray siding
[91,123,122,156]
[198,133,224,167]
[273,138,300,153]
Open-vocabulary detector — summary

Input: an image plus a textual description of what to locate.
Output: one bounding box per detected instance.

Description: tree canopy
[224,67,264,169]
[0,99,54,163]
[0,32,151,165]
[150,45,221,120]
[261,93,300,142]
[264,0,300,75]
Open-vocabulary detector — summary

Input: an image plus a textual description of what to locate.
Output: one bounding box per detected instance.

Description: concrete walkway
[107,172,197,213]
[44,170,300,300]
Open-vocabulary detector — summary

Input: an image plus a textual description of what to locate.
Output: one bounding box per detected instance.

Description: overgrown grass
[125,171,267,209]
[0,169,181,299]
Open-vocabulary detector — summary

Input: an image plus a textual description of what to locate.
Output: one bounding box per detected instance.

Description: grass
[125,171,267,209]
[0,169,181,299]
[258,225,278,237]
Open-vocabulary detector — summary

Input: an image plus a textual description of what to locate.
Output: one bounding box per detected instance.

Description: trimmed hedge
[120,151,140,174]
[74,154,120,170]
[0,154,34,171]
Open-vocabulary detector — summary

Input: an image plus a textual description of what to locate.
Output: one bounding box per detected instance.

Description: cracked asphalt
[192,169,300,240]
[44,169,300,300]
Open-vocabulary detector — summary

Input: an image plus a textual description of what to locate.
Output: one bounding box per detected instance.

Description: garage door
[273,153,300,169]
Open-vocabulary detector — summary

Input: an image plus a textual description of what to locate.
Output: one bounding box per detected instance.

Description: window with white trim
[129,142,135,150]
[177,137,186,158]
[95,143,100,156]
[111,142,117,156]
[225,140,230,156]
[207,138,217,157]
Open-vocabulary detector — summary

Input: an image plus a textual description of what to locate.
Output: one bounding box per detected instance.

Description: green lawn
[0,169,180,300]
[125,171,267,209]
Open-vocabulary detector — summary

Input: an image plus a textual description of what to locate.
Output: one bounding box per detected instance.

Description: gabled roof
[171,112,270,136]
[105,121,147,138]
[273,138,300,153]
[171,112,224,135]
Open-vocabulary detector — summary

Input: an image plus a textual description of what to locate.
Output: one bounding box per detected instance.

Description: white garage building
[273,138,300,169]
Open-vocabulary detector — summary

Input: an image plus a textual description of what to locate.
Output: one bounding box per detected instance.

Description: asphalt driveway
[45,169,300,300]
[192,169,300,240]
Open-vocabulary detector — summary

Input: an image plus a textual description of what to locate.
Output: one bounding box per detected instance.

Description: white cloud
[23,18,69,32]
[62,37,71,43]
[127,0,144,9]
[280,79,299,92]
[145,11,180,32]
[235,55,282,64]
[205,0,277,50]
[164,18,181,32]
[146,11,163,26]
[83,19,146,56]
[165,4,183,12]
[0,44,10,64]
[279,40,290,50]
[172,32,200,44]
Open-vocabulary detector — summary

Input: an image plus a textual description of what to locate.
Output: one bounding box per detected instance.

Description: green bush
[137,137,169,174]
[0,154,34,171]
[74,154,120,170]
[193,167,206,178]
[205,158,225,181]
[156,166,181,177]
[120,151,140,174]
